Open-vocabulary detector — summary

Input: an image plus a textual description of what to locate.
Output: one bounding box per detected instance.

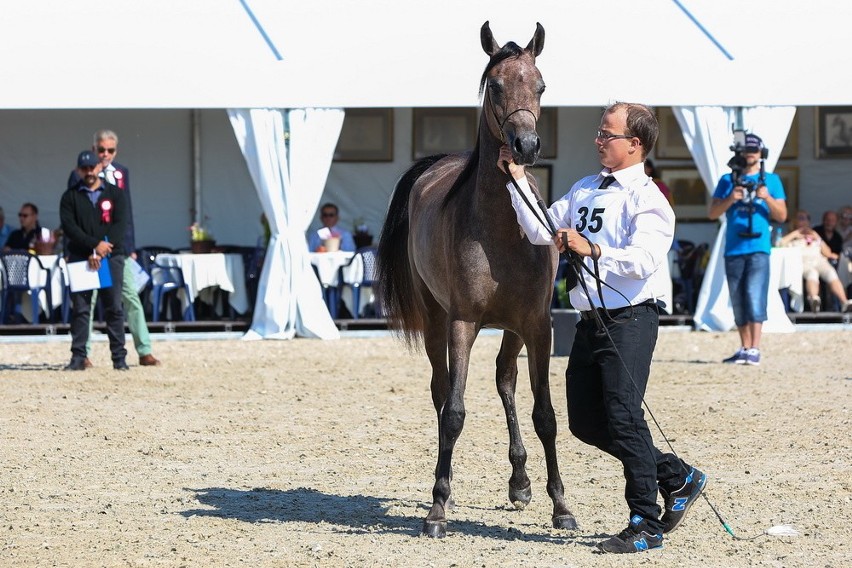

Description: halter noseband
[487,91,538,143]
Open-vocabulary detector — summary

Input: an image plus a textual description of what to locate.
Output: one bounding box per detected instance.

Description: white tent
[2,0,850,338]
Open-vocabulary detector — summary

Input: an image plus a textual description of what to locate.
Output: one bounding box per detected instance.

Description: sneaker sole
[665,475,707,533]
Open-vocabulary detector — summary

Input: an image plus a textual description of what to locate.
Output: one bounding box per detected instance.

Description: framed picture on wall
[774,165,799,213]
[412,108,478,159]
[815,106,852,158]
[658,167,708,221]
[527,164,552,204]
[655,107,691,159]
[333,108,394,162]
[538,107,558,159]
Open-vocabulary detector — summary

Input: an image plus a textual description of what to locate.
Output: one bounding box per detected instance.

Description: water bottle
[773,226,783,247]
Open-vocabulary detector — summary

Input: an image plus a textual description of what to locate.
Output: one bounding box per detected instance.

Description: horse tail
[378,155,445,348]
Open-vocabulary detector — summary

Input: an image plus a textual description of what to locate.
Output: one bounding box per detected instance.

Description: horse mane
[441,42,525,209]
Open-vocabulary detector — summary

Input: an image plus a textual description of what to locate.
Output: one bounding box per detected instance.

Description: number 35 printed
[575,207,605,233]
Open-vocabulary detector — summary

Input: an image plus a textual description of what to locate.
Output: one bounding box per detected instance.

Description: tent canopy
[3,0,851,110]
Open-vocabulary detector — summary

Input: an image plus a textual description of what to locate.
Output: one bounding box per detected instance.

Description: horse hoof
[422,519,447,538]
[552,514,579,530]
[509,485,532,509]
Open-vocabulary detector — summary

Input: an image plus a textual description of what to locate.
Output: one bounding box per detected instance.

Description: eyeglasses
[595,130,634,142]
[321,212,337,218]
[97,146,116,154]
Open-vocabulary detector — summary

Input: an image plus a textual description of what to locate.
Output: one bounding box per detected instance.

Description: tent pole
[192,109,202,225]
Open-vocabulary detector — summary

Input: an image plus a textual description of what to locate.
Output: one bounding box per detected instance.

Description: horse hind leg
[495,332,534,509]
[421,300,452,537]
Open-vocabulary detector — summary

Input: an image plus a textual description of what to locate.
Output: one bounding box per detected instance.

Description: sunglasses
[18,213,30,218]
[97,146,116,154]
[321,212,337,218]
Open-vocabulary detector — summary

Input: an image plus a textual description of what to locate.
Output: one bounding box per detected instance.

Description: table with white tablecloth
[155,252,249,316]
[309,251,371,317]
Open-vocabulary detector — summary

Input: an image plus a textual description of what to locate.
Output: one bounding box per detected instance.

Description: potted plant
[189,221,215,253]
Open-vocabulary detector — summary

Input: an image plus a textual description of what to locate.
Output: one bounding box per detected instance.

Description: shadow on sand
[181,486,596,545]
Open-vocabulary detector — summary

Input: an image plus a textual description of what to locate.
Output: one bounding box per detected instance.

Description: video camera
[727,128,768,239]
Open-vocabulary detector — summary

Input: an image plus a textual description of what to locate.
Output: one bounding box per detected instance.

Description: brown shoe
[84,358,93,369]
[139,354,161,366]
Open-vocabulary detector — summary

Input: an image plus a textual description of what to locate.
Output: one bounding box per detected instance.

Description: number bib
[569,186,630,247]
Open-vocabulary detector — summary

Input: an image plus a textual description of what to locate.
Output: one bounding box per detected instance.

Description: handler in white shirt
[498,102,705,555]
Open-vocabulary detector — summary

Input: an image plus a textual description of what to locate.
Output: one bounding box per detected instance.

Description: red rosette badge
[101,199,112,223]
[113,170,125,189]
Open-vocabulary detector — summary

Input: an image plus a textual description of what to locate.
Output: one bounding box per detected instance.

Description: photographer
[709,133,787,366]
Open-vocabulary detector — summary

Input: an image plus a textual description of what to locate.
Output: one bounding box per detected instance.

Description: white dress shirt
[506,162,675,311]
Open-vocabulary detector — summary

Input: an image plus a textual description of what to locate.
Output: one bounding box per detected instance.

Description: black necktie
[598,175,616,189]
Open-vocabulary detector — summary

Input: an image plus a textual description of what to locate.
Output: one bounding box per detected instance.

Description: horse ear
[525,22,545,57]
[481,21,500,56]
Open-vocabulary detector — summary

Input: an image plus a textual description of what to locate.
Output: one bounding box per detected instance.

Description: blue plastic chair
[149,261,195,322]
[0,250,53,324]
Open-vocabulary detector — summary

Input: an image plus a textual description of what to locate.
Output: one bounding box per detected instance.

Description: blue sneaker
[661,467,707,533]
[744,348,761,366]
[722,348,747,364]
[596,515,663,553]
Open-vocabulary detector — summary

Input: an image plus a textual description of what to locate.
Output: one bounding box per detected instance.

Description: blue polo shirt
[713,171,785,256]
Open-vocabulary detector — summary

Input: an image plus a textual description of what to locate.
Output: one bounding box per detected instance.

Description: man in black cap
[59,150,129,370]
[709,133,787,366]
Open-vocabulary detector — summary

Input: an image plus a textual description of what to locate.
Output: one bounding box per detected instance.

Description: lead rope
[505,170,798,541]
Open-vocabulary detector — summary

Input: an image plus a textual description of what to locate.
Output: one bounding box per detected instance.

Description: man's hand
[497,145,525,180]
[730,186,746,202]
[754,184,770,200]
[94,240,113,258]
[554,228,598,258]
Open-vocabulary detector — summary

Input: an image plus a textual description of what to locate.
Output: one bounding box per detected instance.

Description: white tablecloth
[309,251,354,287]
[771,246,804,313]
[309,251,372,317]
[155,253,249,314]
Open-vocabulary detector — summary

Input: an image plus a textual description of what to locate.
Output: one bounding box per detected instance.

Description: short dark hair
[21,202,38,215]
[606,102,658,158]
[320,202,339,215]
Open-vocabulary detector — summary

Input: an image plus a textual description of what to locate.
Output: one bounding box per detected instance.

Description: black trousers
[566,303,688,532]
[69,255,127,363]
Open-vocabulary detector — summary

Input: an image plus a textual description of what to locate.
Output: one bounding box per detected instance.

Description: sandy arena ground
[1,329,850,567]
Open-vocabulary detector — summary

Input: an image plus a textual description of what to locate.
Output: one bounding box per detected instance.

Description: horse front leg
[423,318,477,538]
[525,319,578,530]
[495,331,533,509]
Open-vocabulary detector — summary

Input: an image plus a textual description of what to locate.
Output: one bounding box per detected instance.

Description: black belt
[579,299,657,321]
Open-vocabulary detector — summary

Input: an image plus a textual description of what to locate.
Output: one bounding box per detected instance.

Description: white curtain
[672,106,796,332]
[228,108,344,340]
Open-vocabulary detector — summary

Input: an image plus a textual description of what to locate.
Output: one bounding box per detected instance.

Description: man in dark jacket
[60,150,129,371]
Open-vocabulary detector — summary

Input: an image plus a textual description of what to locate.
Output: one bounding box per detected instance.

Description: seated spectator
[839,205,852,248]
[0,206,13,249]
[3,203,42,251]
[813,209,843,261]
[780,209,851,312]
[307,202,356,253]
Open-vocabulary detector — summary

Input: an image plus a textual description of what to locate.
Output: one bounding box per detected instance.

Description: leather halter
[486,90,538,143]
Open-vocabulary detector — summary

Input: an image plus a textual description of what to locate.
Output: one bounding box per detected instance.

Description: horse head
[480,21,545,166]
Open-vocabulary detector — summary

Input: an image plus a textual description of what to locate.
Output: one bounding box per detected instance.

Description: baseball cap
[744,133,764,153]
[77,150,99,168]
